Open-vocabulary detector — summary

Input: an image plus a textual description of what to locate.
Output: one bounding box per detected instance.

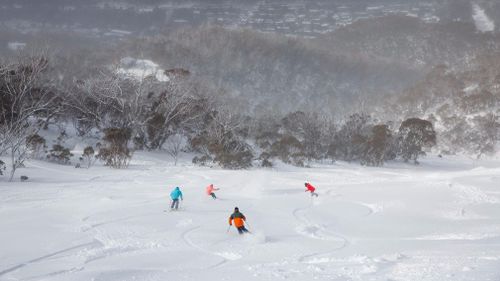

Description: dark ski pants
[210,192,217,199]
[171,199,179,209]
[237,226,249,234]
[310,192,318,197]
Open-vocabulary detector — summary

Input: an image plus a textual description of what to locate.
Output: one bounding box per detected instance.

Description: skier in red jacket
[305,182,319,197]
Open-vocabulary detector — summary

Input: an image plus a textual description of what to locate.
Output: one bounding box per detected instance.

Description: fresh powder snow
[117,57,170,82]
[1,153,500,280]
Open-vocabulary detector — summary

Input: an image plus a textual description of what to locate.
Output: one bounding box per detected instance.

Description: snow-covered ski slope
[1,153,500,281]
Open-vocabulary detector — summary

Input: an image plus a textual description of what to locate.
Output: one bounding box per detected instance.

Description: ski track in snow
[81,212,158,232]
[0,240,101,277]
[2,154,500,280]
[181,226,229,269]
[292,198,350,263]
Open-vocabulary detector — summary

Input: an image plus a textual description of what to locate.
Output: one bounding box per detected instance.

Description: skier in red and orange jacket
[206,184,219,199]
[305,182,319,197]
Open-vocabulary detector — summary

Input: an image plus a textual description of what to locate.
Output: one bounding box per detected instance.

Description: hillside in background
[1,0,499,159]
[322,15,499,68]
[111,14,500,115]
[385,50,500,156]
[119,25,420,114]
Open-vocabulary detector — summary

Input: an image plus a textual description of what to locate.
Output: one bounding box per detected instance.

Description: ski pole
[226,225,231,233]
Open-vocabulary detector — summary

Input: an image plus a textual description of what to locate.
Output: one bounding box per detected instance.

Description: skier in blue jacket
[170,187,183,210]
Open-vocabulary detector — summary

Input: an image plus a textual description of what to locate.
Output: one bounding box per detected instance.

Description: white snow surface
[1,154,500,281]
[116,57,169,82]
[472,4,495,33]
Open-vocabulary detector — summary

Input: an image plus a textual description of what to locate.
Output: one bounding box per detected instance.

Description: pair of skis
[227,222,252,234]
[164,209,184,212]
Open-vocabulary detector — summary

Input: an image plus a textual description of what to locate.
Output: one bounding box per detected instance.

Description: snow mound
[117,57,169,82]
[296,224,339,241]
[215,251,242,260]
[243,231,267,244]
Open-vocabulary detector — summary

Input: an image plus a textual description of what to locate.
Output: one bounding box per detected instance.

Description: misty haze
[1,1,500,280]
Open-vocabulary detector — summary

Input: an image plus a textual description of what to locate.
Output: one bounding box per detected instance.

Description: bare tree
[66,65,207,152]
[0,54,56,181]
[147,79,213,149]
[82,146,97,168]
[281,111,332,161]
[190,105,254,168]
[97,128,132,168]
[65,65,162,136]
[165,133,185,165]
[0,159,5,175]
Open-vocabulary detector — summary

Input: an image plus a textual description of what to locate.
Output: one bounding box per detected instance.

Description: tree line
[0,54,441,181]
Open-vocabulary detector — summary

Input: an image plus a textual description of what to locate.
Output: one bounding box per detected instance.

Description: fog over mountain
[2,1,498,110]
[1,0,499,157]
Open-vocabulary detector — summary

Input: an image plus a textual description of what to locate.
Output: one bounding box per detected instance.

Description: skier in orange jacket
[206,184,219,199]
[228,207,249,234]
[305,182,319,197]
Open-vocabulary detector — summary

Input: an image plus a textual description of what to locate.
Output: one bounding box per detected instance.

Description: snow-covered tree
[165,133,185,166]
[0,55,56,181]
[46,144,73,165]
[26,134,46,160]
[190,106,253,169]
[146,79,211,150]
[82,146,97,168]
[67,69,161,138]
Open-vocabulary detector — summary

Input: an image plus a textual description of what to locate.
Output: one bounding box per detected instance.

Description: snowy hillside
[1,153,500,280]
